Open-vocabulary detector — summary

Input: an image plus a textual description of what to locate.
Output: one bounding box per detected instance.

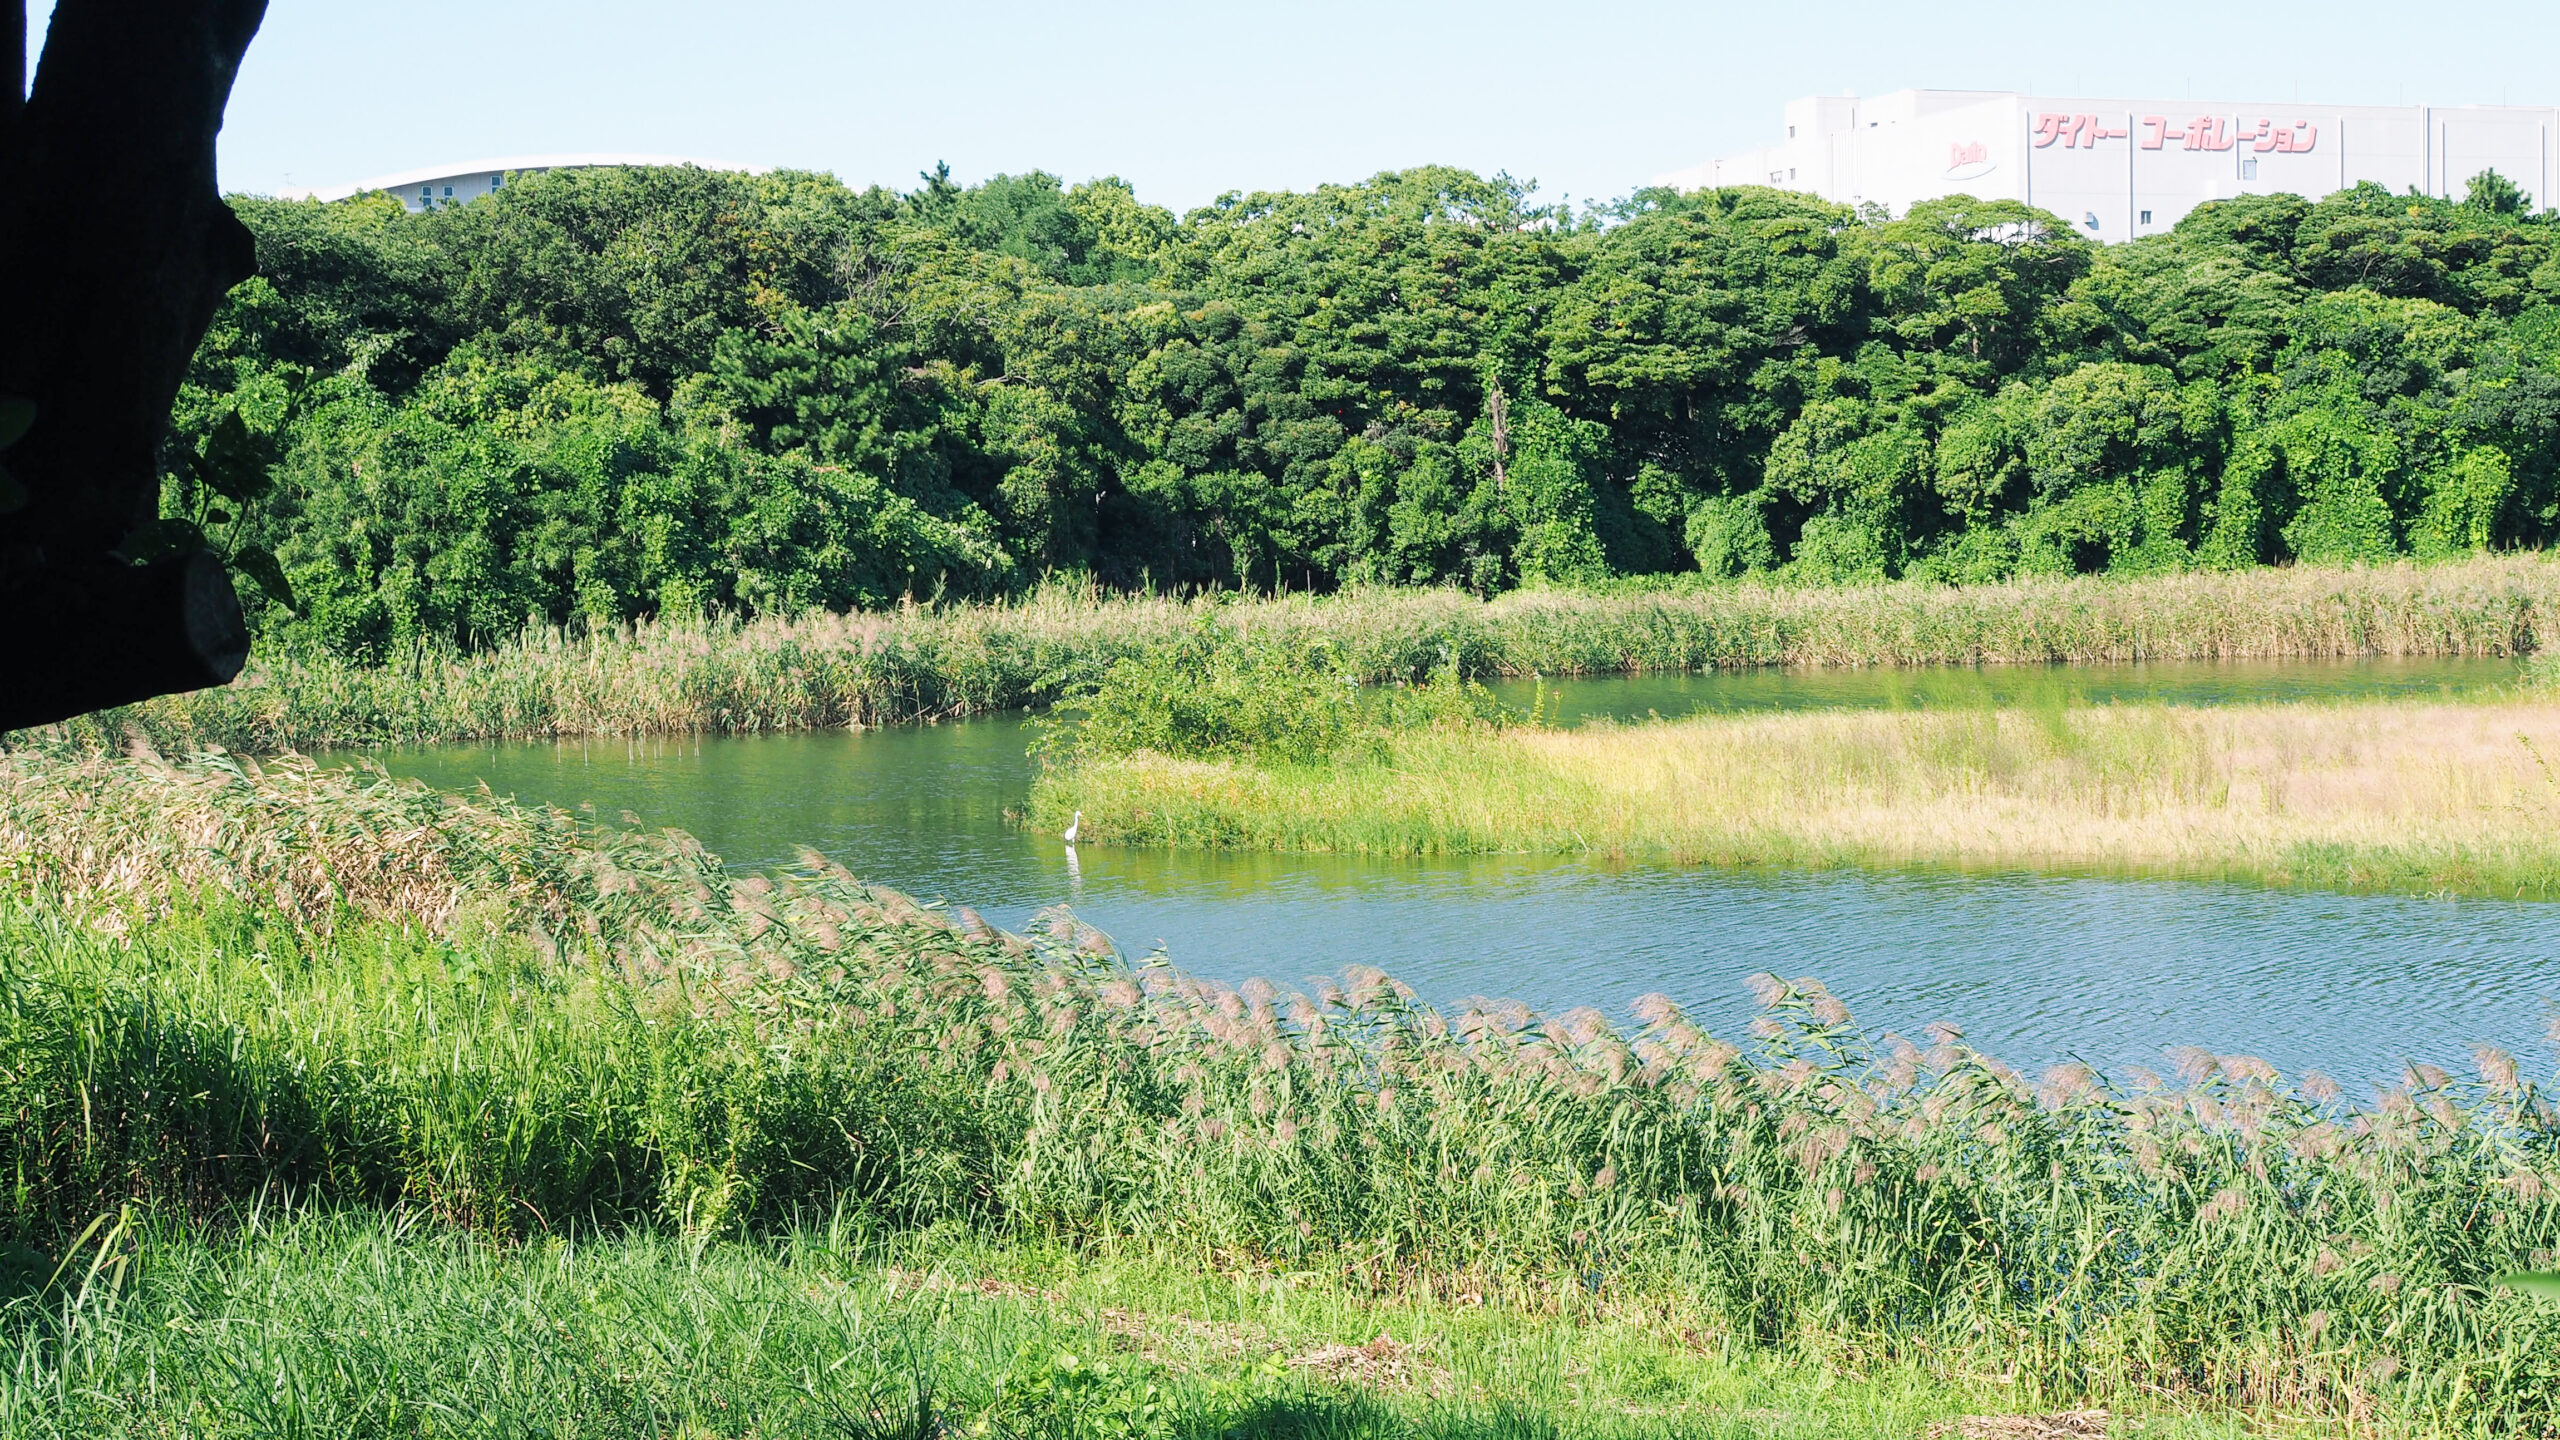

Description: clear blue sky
[26,0,2560,213]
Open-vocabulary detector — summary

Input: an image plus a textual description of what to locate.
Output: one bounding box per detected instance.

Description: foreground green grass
[1033,692,2560,898]
[17,554,2559,750]
[0,752,2554,1431]
[3,1214,2252,1440]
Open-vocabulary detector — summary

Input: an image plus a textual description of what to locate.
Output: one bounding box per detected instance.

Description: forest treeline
[174,161,2560,658]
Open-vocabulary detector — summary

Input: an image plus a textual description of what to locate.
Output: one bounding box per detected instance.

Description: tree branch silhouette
[0,0,266,730]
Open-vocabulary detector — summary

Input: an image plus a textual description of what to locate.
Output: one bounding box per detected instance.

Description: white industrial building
[278,153,767,212]
[1664,91,2558,239]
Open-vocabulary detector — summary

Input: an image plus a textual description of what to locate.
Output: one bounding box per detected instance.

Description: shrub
[1036,610,1509,766]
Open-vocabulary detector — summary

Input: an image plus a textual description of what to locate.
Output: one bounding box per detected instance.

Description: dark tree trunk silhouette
[0,0,266,730]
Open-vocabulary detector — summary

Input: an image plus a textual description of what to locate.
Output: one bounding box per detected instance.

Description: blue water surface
[351,657,2560,1090]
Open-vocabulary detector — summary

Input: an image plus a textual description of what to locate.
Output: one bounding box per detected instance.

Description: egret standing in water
[1061,809,1084,891]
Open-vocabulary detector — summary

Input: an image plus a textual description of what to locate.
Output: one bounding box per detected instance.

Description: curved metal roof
[275,153,770,203]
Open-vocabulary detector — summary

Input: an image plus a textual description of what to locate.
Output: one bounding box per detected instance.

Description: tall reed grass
[2,751,2555,1428]
[27,555,2560,751]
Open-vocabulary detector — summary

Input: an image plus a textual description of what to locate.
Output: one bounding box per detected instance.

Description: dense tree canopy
[176,163,2560,657]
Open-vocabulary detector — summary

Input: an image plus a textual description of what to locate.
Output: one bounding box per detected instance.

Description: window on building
[443,185,454,198]
[2140,209,2152,225]
[1788,168,1796,180]
[2083,211,2100,231]
[1787,125,1796,138]
[490,175,503,192]
[1769,170,1783,183]
[419,185,431,197]
[2241,158,2258,180]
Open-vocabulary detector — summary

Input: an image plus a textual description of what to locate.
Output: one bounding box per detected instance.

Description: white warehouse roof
[276,153,770,209]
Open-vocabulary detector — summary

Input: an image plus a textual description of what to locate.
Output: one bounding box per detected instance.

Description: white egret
[1062,810,1082,844]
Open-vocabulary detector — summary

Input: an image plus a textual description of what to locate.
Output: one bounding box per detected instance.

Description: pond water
[358,657,2559,1088]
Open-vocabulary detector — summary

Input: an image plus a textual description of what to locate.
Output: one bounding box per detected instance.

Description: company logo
[1944,141,1996,182]
[2035,114,2130,149]
[2140,116,2319,153]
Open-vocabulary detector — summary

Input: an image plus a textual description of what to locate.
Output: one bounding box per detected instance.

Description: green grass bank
[23,554,2560,752]
[0,752,2555,1431]
[0,1214,2264,1440]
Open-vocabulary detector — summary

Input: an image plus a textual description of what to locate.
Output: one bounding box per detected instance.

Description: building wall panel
[1665,92,2560,238]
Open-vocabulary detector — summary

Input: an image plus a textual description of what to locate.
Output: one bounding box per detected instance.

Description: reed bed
[1,752,2556,1430]
[28,554,2560,751]
[1036,693,2560,897]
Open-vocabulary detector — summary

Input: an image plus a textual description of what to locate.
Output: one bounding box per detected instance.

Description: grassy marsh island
[1023,596,2560,896]
[0,750,2555,1433]
[1035,692,2560,896]
[28,553,2560,752]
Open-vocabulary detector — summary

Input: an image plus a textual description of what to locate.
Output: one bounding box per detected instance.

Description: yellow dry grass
[1041,696,2560,896]
[1526,698,2560,875]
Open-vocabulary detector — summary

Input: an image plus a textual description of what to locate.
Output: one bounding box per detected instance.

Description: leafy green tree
[1853,196,2093,381]
[1762,394,1931,579]
[2410,444,2516,557]
[2011,362,2206,574]
[1459,395,1609,584]
[2463,169,2532,218]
